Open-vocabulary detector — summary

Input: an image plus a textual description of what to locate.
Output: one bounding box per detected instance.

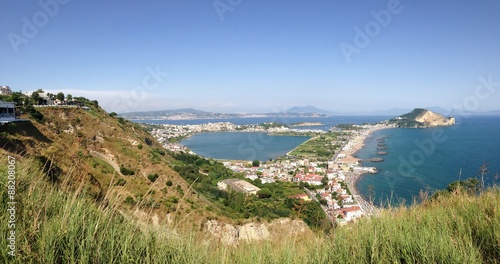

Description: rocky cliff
[388,108,456,128]
[206,218,310,246]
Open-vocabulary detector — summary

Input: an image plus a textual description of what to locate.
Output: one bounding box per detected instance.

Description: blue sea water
[180,132,311,161]
[141,115,500,205]
[356,116,500,206]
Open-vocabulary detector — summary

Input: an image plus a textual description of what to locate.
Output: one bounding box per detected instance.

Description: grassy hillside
[1,157,499,263]
[1,102,218,226]
[1,103,499,262]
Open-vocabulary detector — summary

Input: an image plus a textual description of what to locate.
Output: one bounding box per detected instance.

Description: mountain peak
[285,105,331,114]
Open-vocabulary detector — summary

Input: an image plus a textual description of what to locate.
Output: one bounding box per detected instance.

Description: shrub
[120,165,135,176]
[257,188,272,198]
[137,144,143,150]
[115,178,127,186]
[124,196,135,205]
[166,180,173,187]
[147,173,159,182]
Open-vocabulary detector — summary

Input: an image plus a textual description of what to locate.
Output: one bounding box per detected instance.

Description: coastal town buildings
[149,121,385,225]
[217,179,261,195]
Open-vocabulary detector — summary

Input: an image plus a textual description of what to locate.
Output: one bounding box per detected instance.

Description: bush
[137,144,143,150]
[147,173,159,182]
[166,180,173,187]
[25,105,44,123]
[124,196,135,205]
[120,165,135,176]
[115,178,127,186]
[257,188,272,198]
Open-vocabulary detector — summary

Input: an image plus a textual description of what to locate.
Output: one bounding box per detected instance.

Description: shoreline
[340,125,391,215]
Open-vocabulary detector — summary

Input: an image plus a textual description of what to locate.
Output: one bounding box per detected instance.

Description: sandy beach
[339,125,390,215]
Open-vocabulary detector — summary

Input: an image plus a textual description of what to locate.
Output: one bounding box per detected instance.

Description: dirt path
[89,150,123,176]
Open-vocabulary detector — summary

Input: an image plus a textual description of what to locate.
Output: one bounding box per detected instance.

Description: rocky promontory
[387,108,455,128]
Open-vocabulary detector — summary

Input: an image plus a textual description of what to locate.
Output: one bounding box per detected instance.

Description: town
[149,121,387,225]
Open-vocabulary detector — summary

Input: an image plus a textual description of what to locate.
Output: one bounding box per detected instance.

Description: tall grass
[1,157,499,263]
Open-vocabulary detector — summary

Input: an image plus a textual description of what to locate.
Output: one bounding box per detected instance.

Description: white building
[0,100,16,121]
[0,86,12,95]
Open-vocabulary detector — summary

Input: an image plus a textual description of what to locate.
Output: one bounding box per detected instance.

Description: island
[291,122,324,127]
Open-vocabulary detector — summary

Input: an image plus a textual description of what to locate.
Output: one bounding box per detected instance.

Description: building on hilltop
[217,179,261,195]
[0,86,12,95]
[0,100,16,121]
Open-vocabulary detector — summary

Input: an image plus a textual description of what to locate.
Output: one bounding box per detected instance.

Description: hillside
[387,108,456,128]
[1,100,327,239]
[1,158,498,262]
[1,102,499,262]
[0,101,216,226]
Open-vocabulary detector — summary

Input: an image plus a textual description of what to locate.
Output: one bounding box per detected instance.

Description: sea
[137,115,500,205]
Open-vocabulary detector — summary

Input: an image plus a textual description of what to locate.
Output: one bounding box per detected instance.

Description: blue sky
[1,0,500,114]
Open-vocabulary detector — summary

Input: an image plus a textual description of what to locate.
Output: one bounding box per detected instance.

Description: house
[0,86,12,95]
[217,179,261,195]
[320,192,332,202]
[339,194,353,204]
[294,173,324,186]
[260,177,275,184]
[337,206,363,221]
[0,100,16,121]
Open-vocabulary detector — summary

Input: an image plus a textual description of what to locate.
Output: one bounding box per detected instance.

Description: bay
[180,132,311,161]
[138,115,500,205]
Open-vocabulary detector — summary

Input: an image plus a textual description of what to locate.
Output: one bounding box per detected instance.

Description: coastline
[340,125,390,215]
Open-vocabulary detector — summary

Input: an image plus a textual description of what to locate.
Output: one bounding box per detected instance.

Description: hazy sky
[2,0,500,114]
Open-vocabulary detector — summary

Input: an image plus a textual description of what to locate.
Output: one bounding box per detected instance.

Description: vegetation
[335,124,364,131]
[147,173,159,182]
[2,96,499,263]
[1,158,499,263]
[170,151,330,231]
[289,132,344,161]
[120,165,135,176]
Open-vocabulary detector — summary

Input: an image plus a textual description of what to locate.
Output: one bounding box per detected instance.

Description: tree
[252,160,260,167]
[56,92,65,101]
[321,176,329,186]
[10,92,23,105]
[67,94,73,101]
[256,188,272,198]
[31,92,42,105]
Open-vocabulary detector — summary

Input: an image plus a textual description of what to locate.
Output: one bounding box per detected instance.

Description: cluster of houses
[148,118,384,225]
[222,156,369,225]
